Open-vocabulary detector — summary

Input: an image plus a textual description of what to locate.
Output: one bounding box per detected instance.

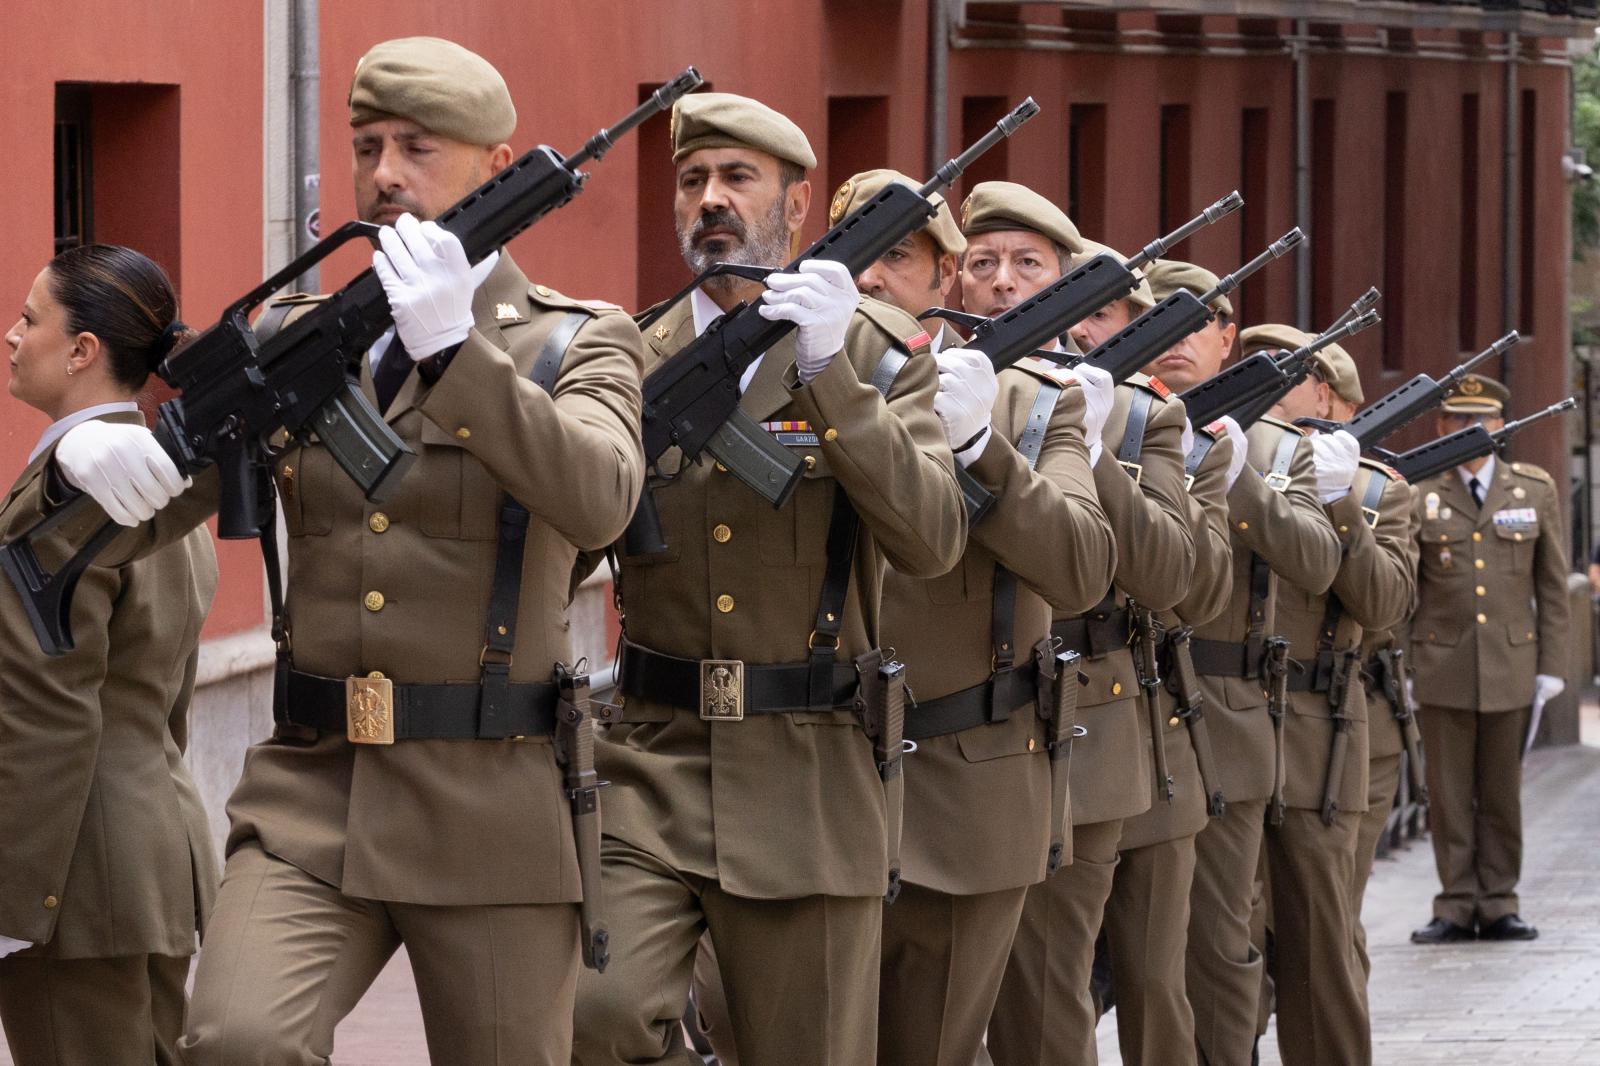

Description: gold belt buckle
[700,659,745,721]
[346,675,396,744]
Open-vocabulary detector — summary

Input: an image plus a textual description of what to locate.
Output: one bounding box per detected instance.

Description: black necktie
[372,336,413,414]
[1469,476,1484,508]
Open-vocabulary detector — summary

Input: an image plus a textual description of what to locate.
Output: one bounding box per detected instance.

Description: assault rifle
[1389,398,1577,482]
[624,99,1040,556]
[1,69,705,655]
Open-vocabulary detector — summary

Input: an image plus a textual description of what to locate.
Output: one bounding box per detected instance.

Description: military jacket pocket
[1418,522,1470,579]
[1413,620,1464,647]
[956,708,1041,762]
[1492,513,1538,569]
[757,447,832,565]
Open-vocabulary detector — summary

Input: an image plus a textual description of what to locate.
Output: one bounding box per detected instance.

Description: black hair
[45,244,193,391]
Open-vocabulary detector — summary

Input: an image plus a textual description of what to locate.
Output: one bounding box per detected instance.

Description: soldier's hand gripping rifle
[918,191,1244,378]
[0,69,706,656]
[621,101,1040,557]
[1180,290,1380,430]
[1390,397,1577,483]
[1298,332,1521,447]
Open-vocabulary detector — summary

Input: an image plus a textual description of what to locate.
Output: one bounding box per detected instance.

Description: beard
[676,198,791,296]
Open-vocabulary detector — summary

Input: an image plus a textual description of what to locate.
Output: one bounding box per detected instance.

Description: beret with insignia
[1145,259,1233,318]
[959,181,1083,256]
[349,37,516,146]
[829,169,965,256]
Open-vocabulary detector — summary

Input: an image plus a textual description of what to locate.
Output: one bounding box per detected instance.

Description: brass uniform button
[1475,559,1486,570]
[368,512,390,534]
[1237,521,1249,531]
[1338,524,1349,534]
[1473,531,1483,542]
[1514,532,1524,542]
[364,591,386,612]
[803,455,817,470]
[1112,681,1123,696]
[1476,586,1487,596]
[1168,716,1181,727]
[824,428,839,443]
[1027,738,1036,752]
[715,462,729,474]
[455,427,472,441]
[1477,613,1487,625]
[716,594,735,614]
[368,670,385,679]
[712,524,732,544]
[535,284,553,297]
[42,895,57,909]
[1526,631,1535,640]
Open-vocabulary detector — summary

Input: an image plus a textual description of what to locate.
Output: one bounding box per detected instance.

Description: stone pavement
[3,742,1596,1064]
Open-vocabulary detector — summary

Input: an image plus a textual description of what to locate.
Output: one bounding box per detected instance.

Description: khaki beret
[1076,239,1154,311]
[827,169,965,257]
[1443,373,1509,415]
[1144,259,1233,317]
[671,92,816,170]
[1239,323,1362,404]
[349,37,515,145]
[959,181,1083,256]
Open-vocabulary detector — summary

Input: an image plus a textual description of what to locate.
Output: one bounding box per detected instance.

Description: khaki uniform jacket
[15,256,648,906]
[1410,460,1570,712]
[1120,426,1236,851]
[884,358,1115,896]
[604,294,965,900]
[1193,418,1340,803]
[1067,376,1194,826]
[1273,460,1415,814]
[0,411,219,956]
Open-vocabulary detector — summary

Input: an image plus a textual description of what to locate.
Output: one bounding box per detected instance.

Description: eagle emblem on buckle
[346,675,395,744]
[700,660,745,721]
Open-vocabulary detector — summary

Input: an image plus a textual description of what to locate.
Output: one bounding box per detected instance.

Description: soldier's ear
[785,179,811,237]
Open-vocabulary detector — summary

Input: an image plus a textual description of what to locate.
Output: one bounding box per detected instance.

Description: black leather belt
[283,669,558,740]
[1187,638,1259,679]
[1051,608,1130,659]
[903,665,1038,741]
[618,642,860,719]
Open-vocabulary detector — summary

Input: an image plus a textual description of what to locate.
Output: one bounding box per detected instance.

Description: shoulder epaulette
[855,296,931,355]
[1134,372,1173,401]
[1204,419,1228,436]
[526,282,597,316]
[1013,355,1078,389]
[1260,414,1312,437]
[1360,457,1405,483]
[1510,461,1554,483]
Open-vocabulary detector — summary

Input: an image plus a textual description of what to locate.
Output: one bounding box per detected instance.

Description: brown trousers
[1105,834,1199,1066]
[1187,798,1266,1066]
[878,882,1028,1066]
[1418,704,1529,926]
[1263,808,1370,1066]
[986,818,1124,1066]
[180,843,579,1066]
[571,838,880,1066]
[0,952,189,1066]
[1351,752,1402,984]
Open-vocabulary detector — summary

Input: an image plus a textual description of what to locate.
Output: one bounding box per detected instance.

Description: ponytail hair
[45,244,194,390]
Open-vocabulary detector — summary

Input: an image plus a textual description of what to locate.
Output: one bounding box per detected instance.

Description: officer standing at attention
[0,245,219,1066]
[975,187,1198,1066]
[571,96,964,1066]
[1244,325,1414,1066]
[1408,375,1569,944]
[822,170,1116,1066]
[31,37,648,1065]
[1137,261,1342,1066]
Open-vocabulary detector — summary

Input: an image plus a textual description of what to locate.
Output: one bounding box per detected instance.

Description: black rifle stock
[1336,331,1520,449]
[0,69,705,655]
[625,99,1040,556]
[1390,398,1577,482]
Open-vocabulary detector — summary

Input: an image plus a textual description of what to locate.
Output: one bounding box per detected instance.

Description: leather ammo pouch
[1036,640,1083,874]
[855,649,908,903]
[554,664,609,971]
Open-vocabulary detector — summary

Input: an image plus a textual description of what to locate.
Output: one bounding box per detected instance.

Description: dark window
[1239,107,1270,323]
[1310,99,1337,328]
[1158,105,1191,235]
[1520,88,1536,336]
[1383,91,1408,371]
[1459,93,1480,351]
[54,85,93,254]
[635,80,693,310]
[1068,104,1107,238]
[959,96,1011,204]
[827,96,890,204]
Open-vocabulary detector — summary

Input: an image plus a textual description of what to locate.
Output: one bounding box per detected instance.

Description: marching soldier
[570,96,965,1066]
[23,37,648,1065]
[1136,262,1343,1066]
[819,171,1117,1066]
[0,245,218,1066]
[972,188,1199,1066]
[1245,325,1415,1066]
[1408,375,1569,944]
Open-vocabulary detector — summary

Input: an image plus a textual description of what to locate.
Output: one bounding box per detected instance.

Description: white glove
[1405,675,1415,709]
[933,348,998,467]
[0,936,31,959]
[55,421,191,527]
[1535,674,1565,704]
[1219,417,1249,491]
[759,260,858,383]
[1180,417,1196,462]
[1075,363,1114,469]
[371,213,499,360]
[1311,429,1360,504]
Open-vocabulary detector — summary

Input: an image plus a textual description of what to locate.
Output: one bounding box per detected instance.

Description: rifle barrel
[921,98,1039,197]
[566,68,703,169]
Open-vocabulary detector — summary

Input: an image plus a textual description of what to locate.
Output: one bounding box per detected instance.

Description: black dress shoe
[1478,914,1539,941]
[1411,917,1476,944]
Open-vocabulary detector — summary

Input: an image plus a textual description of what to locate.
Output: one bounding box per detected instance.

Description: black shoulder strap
[252,299,304,345]
[1117,387,1155,483]
[1244,429,1301,670]
[1359,466,1388,529]
[807,343,907,708]
[480,311,588,729]
[990,379,1063,675]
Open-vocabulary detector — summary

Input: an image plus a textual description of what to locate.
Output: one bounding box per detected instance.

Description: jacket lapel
[1476,464,1514,528]
[737,333,799,424]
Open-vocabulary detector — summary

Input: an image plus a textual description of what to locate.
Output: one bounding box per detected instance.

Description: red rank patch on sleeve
[1146,375,1171,398]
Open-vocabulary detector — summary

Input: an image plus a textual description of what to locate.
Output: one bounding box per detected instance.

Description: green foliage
[1574,42,1600,259]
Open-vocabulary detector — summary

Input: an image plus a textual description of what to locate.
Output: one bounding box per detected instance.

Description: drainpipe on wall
[292,0,320,292]
[1503,30,1520,411]
[1294,19,1311,330]
[927,0,950,176]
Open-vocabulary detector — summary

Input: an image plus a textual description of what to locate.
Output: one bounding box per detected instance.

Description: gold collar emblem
[653,322,672,341]
[494,302,519,321]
